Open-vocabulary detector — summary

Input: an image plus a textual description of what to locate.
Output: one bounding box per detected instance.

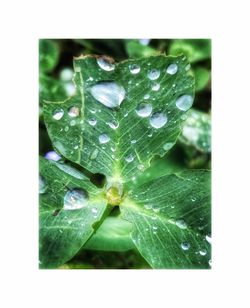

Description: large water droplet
[99,133,110,144]
[181,242,190,250]
[147,69,160,80]
[68,106,80,117]
[64,188,88,210]
[90,81,126,108]
[44,151,61,161]
[166,63,178,75]
[125,154,134,163]
[176,219,187,229]
[97,57,115,71]
[136,103,152,118]
[88,118,97,126]
[149,112,167,129]
[176,95,193,111]
[39,175,46,194]
[129,64,140,74]
[52,108,64,120]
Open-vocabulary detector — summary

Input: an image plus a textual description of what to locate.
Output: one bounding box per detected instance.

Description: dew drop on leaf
[107,120,119,130]
[175,219,188,229]
[90,81,126,108]
[163,142,174,151]
[144,94,150,100]
[149,112,168,129]
[99,133,110,144]
[63,188,88,210]
[199,249,207,256]
[205,235,212,244]
[70,120,76,126]
[181,242,190,250]
[152,83,160,91]
[90,148,99,160]
[147,69,160,80]
[129,64,140,74]
[131,139,137,144]
[39,175,46,194]
[88,118,97,126]
[97,57,115,71]
[125,154,134,163]
[65,126,69,132]
[175,95,194,111]
[68,106,80,117]
[185,63,191,71]
[52,108,64,120]
[44,151,61,161]
[136,103,153,118]
[166,63,178,75]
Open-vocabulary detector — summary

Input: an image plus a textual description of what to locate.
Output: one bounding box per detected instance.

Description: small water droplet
[64,189,88,210]
[90,81,126,108]
[185,63,191,71]
[137,164,145,171]
[70,120,76,126]
[64,126,69,132]
[91,207,98,214]
[191,196,196,202]
[52,108,64,120]
[97,56,115,71]
[107,120,119,130]
[152,226,158,230]
[199,249,207,256]
[90,148,99,160]
[68,106,80,117]
[129,64,140,74]
[205,235,212,244]
[88,118,97,126]
[99,133,110,144]
[39,175,46,194]
[90,109,96,114]
[131,139,137,144]
[147,69,160,80]
[74,145,79,150]
[144,94,150,100]
[166,63,178,75]
[181,242,190,250]
[44,151,61,161]
[149,112,167,129]
[152,83,160,91]
[136,103,152,117]
[175,95,194,111]
[176,219,187,229]
[125,154,134,163]
[163,142,173,151]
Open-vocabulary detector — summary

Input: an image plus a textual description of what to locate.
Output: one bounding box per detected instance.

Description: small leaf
[121,170,211,269]
[39,157,107,268]
[43,54,195,183]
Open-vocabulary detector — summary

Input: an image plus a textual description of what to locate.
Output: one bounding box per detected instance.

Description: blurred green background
[39,39,211,269]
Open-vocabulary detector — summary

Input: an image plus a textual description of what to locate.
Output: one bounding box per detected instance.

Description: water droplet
[91,207,98,214]
[175,95,194,111]
[199,249,207,256]
[52,108,64,120]
[137,164,145,171]
[99,133,110,144]
[152,226,158,230]
[163,142,173,151]
[107,120,119,130]
[147,69,160,80]
[136,103,152,118]
[64,188,88,210]
[131,139,137,144]
[64,126,69,132]
[176,219,187,229]
[144,94,150,100]
[152,83,160,91]
[185,63,191,71]
[191,196,196,202]
[88,118,97,126]
[90,148,99,160]
[39,175,46,194]
[97,56,115,71]
[70,120,76,126]
[129,64,140,74]
[209,259,212,266]
[149,112,167,129]
[125,154,134,163]
[68,106,80,117]
[205,235,212,244]
[166,63,178,75]
[74,145,79,150]
[90,81,126,108]
[90,109,96,114]
[44,151,61,161]
[181,242,190,250]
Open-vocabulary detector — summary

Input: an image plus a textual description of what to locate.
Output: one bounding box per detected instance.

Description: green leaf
[121,170,211,269]
[125,40,158,58]
[39,156,107,268]
[194,67,211,92]
[39,74,66,105]
[180,108,211,153]
[84,216,135,252]
[43,54,195,183]
[169,39,211,63]
[39,39,59,73]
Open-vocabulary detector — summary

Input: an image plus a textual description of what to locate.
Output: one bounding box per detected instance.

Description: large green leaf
[39,157,107,268]
[121,170,211,269]
[43,54,195,183]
